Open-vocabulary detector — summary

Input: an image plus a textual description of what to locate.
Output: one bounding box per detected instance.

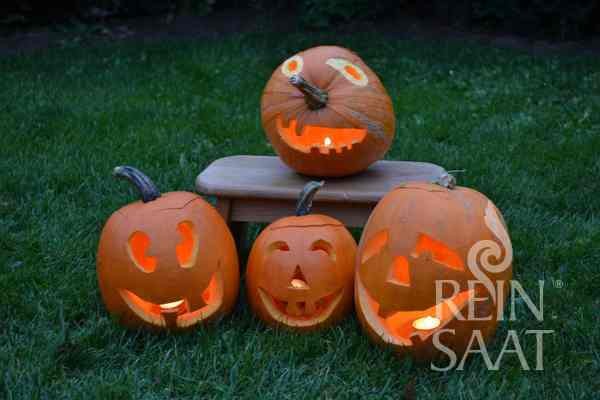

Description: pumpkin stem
[113,166,161,203]
[434,170,465,189]
[295,180,324,216]
[289,75,328,110]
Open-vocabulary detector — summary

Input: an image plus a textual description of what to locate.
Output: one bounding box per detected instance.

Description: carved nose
[289,265,309,290]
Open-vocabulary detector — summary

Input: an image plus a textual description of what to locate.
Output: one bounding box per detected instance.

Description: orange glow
[128,231,157,272]
[412,233,464,270]
[412,316,441,330]
[268,241,290,252]
[344,65,361,80]
[202,273,219,304]
[290,278,309,289]
[160,299,184,310]
[388,256,410,285]
[361,230,389,264]
[176,221,197,268]
[289,265,309,290]
[288,60,298,71]
[311,239,334,260]
[276,116,367,154]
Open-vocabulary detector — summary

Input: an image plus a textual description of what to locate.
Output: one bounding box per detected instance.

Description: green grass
[1,32,599,399]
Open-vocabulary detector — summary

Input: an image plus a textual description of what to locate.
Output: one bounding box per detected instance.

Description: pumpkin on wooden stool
[355,180,513,361]
[261,46,395,177]
[246,181,356,330]
[97,166,239,330]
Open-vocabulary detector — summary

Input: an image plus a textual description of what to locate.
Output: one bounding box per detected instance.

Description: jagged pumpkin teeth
[326,58,369,86]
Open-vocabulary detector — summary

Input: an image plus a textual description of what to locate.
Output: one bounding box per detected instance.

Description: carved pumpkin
[261,46,395,177]
[246,181,356,330]
[355,181,513,361]
[97,166,239,330]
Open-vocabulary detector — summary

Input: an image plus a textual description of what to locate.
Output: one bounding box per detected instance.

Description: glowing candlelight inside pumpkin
[160,299,184,310]
[324,136,332,147]
[412,316,441,330]
[290,278,309,289]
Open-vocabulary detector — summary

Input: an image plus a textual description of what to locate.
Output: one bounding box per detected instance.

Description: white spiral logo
[467,201,513,304]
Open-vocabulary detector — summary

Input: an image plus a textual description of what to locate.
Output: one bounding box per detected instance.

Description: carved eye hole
[128,231,157,273]
[268,241,290,252]
[361,229,389,264]
[176,221,198,268]
[411,233,464,270]
[311,239,336,261]
[326,58,368,87]
[281,55,303,77]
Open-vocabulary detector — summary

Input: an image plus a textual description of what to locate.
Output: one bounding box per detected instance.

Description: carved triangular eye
[411,233,464,270]
[290,265,309,290]
[128,231,157,273]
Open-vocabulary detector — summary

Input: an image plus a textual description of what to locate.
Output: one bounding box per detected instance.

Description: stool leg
[230,222,249,254]
[214,197,247,260]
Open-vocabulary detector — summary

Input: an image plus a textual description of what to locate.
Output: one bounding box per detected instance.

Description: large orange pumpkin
[355,181,513,361]
[97,166,239,330]
[246,181,356,330]
[261,46,395,177]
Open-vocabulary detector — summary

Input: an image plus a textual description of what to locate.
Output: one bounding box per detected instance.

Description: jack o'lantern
[97,166,239,330]
[261,46,395,177]
[246,181,356,330]
[355,181,513,361]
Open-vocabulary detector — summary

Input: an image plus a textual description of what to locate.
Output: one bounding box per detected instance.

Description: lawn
[1,31,599,399]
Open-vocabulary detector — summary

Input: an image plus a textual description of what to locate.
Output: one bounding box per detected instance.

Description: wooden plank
[196,155,446,204]
[229,198,374,227]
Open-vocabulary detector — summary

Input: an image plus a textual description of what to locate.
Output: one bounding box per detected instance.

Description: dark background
[2,0,600,40]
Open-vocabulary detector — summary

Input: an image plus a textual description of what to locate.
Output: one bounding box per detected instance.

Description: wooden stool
[196,155,446,249]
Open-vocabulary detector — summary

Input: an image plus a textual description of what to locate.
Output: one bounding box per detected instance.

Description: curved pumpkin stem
[289,75,328,110]
[434,170,465,189]
[113,166,161,203]
[296,180,324,216]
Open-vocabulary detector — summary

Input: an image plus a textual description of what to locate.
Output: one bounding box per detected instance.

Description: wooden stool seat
[195,155,447,250]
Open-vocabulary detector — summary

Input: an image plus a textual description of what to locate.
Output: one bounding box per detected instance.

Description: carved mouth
[356,277,475,347]
[258,287,343,328]
[276,115,367,155]
[119,269,224,329]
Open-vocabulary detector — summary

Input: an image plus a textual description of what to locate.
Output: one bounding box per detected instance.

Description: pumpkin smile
[276,115,367,155]
[257,286,344,327]
[355,275,476,347]
[119,268,224,329]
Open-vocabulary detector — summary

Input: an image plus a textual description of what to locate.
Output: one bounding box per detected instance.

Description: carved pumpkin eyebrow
[360,229,389,264]
[411,233,464,270]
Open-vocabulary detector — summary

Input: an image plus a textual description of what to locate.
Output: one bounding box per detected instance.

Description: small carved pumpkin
[355,181,513,361]
[261,46,395,177]
[97,166,239,330]
[246,181,356,330]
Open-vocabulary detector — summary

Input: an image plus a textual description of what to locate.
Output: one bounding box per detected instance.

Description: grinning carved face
[246,214,356,331]
[261,46,395,177]
[355,183,513,361]
[97,190,239,330]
